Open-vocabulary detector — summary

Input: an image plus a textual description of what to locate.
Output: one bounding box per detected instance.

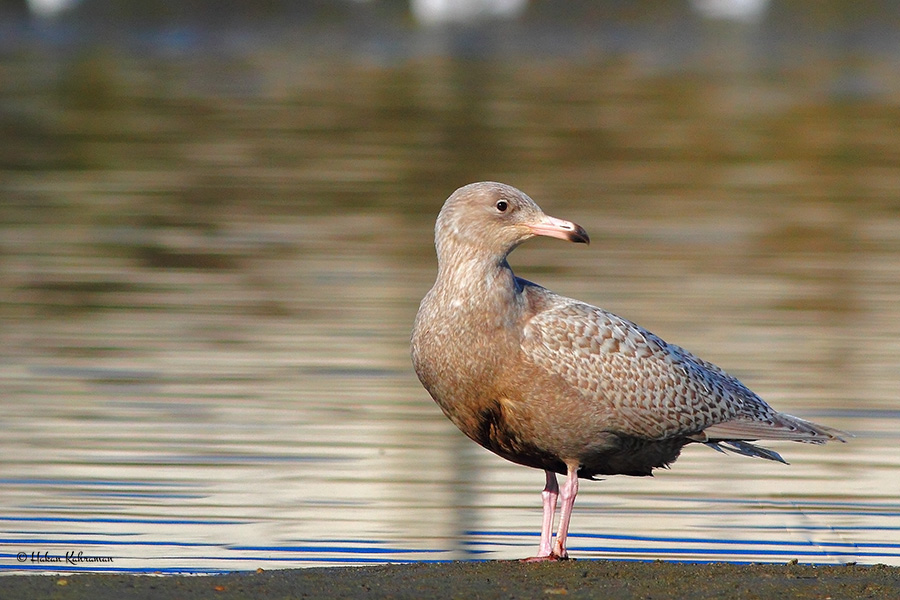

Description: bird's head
[434,182,589,263]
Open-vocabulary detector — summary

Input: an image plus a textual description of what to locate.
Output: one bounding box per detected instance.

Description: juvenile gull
[411,182,847,561]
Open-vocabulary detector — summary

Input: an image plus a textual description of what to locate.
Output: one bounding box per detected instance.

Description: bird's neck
[430,249,525,334]
[437,245,514,294]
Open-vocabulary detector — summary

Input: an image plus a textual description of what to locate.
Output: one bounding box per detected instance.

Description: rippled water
[1,3,900,573]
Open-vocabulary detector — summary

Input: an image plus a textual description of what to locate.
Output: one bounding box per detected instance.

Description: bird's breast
[470,397,568,474]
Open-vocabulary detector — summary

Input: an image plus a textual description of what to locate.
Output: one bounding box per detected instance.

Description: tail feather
[693,411,849,463]
[695,413,849,445]
[703,440,787,464]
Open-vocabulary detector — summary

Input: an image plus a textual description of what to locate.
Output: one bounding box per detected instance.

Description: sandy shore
[2,560,899,599]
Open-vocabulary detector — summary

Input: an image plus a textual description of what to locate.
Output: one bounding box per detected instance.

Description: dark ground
[2,560,899,600]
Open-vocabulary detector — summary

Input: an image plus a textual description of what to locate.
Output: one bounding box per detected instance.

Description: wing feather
[520,293,844,446]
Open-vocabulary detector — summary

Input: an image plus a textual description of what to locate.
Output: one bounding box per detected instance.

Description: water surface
[1,3,899,572]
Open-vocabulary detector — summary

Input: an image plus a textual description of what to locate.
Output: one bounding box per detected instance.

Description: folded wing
[520,292,846,459]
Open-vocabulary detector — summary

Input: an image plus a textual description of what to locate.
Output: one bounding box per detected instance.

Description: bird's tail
[703,440,788,463]
[692,412,850,463]
[694,413,849,444]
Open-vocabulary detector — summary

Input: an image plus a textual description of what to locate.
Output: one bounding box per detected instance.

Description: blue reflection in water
[465,531,900,562]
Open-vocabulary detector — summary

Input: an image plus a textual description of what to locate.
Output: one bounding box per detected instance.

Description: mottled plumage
[411,181,846,560]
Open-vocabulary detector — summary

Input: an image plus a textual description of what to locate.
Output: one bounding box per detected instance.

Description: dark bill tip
[568,224,590,244]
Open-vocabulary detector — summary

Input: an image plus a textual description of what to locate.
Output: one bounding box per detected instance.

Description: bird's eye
[496,201,508,212]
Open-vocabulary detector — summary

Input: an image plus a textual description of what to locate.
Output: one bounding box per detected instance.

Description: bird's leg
[523,470,559,562]
[537,470,559,557]
[551,465,579,560]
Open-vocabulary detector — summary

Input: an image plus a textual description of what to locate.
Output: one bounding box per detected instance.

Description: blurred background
[1,0,899,573]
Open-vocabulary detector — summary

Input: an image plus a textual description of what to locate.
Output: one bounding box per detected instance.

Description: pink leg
[536,470,559,558]
[551,465,579,559]
[524,470,569,562]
